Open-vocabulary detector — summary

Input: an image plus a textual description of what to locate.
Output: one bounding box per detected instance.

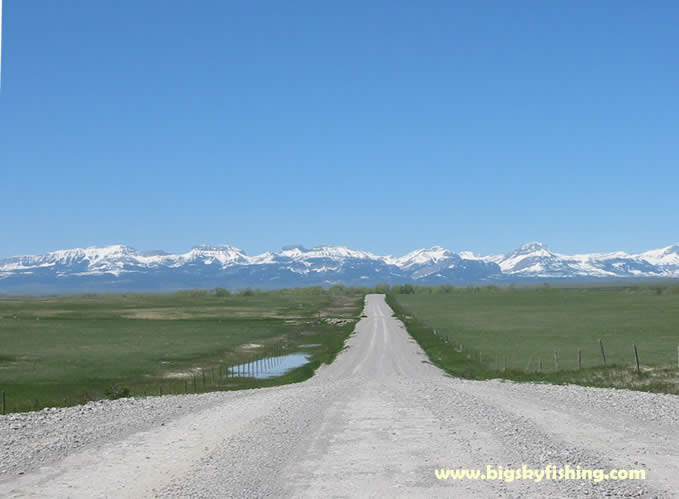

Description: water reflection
[227,353,311,379]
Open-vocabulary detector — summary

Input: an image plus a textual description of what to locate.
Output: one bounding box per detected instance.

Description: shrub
[104,384,131,400]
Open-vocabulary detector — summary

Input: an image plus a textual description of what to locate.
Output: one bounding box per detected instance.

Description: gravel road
[2,294,678,497]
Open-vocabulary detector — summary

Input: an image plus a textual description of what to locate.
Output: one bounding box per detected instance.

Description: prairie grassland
[0,289,364,412]
[389,285,679,393]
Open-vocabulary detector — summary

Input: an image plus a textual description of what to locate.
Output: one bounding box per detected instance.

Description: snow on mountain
[248,251,277,265]
[278,245,379,262]
[0,245,141,277]
[386,246,453,269]
[640,244,679,267]
[490,242,679,278]
[0,244,251,277]
[490,242,572,276]
[9,245,135,267]
[178,245,250,266]
[458,251,484,261]
[1,241,678,292]
[381,246,500,282]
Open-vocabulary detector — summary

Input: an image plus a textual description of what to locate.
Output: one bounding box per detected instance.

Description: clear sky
[1,1,677,258]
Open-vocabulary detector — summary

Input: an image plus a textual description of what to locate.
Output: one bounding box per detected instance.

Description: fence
[428,324,679,375]
[1,341,293,415]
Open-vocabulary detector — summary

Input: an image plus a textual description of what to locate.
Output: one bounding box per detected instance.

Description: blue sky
[1,1,677,258]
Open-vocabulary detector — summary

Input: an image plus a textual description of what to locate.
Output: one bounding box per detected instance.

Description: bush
[104,384,131,400]
[396,283,415,294]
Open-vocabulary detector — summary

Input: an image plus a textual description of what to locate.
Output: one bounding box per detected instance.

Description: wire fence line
[424,321,679,374]
[1,340,296,415]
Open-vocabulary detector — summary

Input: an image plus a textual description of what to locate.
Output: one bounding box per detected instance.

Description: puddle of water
[227,353,311,379]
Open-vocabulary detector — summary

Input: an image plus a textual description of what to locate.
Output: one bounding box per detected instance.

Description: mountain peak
[49,244,138,259]
[281,244,308,252]
[192,244,244,253]
[390,246,454,269]
[517,242,549,252]
[640,244,679,266]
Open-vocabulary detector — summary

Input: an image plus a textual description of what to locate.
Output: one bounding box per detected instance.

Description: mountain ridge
[1,242,678,292]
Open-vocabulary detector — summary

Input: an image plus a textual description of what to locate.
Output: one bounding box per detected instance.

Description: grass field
[0,289,364,413]
[388,285,679,393]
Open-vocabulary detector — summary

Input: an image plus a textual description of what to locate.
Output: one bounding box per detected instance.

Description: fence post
[2,391,5,415]
[577,349,582,370]
[633,344,640,375]
[553,350,559,371]
[539,359,543,372]
[599,338,607,366]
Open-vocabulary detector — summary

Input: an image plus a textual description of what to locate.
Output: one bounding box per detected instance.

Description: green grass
[388,285,679,394]
[0,289,364,413]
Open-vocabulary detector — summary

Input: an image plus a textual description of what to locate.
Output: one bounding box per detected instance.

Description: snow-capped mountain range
[1,242,677,292]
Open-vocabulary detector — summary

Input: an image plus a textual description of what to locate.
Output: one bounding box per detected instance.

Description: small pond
[227,353,311,379]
